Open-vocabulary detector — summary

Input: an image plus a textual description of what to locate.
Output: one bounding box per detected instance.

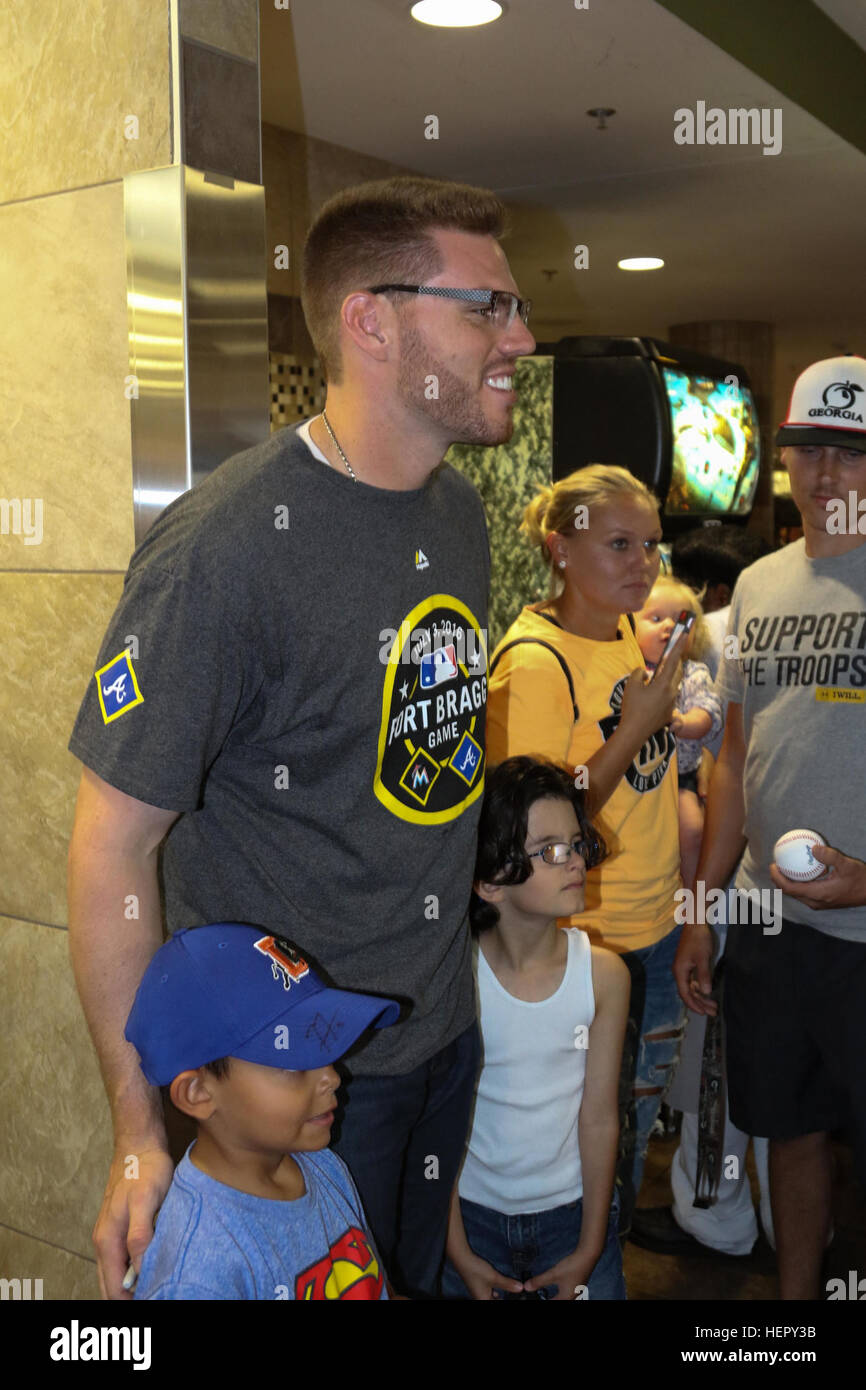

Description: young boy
[444,757,630,1300]
[124,923,399,1300]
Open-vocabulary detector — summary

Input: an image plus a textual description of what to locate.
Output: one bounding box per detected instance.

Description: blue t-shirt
[135,1145,387,1300]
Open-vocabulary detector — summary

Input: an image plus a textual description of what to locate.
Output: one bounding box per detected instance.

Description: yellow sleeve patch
[94,650,144,724]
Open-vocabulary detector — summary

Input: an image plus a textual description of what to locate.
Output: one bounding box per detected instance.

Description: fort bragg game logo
[598,675,676,792]
[375,595,487,825]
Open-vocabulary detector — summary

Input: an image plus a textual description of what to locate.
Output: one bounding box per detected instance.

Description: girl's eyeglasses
[528,835,606,869]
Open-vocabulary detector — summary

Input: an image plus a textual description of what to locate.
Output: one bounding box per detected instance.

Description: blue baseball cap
[125,924,400,1085]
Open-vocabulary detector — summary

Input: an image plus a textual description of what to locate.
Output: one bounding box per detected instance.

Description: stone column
[0,0,260,1300]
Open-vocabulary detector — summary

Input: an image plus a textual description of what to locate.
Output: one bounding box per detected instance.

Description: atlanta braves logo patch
[94,650,144,724]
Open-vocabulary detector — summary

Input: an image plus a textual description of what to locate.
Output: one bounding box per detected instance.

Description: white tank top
[459,928,595,1215]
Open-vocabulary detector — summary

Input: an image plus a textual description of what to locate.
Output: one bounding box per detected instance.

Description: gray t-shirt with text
[70,424,490,1072]
[716,537,866,942]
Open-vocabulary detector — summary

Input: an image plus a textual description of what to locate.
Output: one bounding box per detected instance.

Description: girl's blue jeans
[441,1192,626,1300]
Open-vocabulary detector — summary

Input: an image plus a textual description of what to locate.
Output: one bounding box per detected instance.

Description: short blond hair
[522,465,659,598]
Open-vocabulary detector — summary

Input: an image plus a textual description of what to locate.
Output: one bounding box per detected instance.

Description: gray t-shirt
[702,605,729,759]
[716,537,866,942]
[69,423,490,1072]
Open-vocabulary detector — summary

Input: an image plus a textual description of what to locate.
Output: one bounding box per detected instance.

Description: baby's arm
[523,946,630,1298]
[671,662,723,745]
[671,706,712,739]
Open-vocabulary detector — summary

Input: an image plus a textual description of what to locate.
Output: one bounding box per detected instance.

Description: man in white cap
[674,355,866,1300]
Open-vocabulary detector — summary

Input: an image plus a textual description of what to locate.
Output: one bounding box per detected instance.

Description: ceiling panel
[260,0,866,336]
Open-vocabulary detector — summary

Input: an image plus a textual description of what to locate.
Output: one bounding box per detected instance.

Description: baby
[635,577,722,886]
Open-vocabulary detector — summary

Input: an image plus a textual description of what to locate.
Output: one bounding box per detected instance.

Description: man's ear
[339,291,393,363]
[169,1069,218,1121]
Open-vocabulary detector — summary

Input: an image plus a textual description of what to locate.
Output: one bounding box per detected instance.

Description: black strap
[489,639,579,722]
[537,608,637,638]
[693,957,726,1209]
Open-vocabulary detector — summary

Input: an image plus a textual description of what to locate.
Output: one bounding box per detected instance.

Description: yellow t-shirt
[486,605,681,952]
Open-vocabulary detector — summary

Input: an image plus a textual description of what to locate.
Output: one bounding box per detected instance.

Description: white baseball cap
[776,355,866,452]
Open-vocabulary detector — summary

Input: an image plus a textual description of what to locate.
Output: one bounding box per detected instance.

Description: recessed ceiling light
[618,257,665,271]
[410,1,504,28]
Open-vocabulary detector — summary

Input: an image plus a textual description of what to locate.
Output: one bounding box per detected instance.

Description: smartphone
[650,610,694,680]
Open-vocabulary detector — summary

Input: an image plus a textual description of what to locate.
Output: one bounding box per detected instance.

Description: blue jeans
[441,1193,626,1300]
[331,1022,481,1299]
[617,923,685,1235]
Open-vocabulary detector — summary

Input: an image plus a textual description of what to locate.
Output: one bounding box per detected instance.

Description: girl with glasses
[443,757,629,1300]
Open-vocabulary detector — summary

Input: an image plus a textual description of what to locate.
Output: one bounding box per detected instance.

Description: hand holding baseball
[770,843,866,910]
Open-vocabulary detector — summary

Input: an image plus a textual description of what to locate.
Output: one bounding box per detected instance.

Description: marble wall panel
[0,1225,99,1301]
[0,0,171,204]
[180,0,259,63]
[0,916,114,1261]
[0,182,135,573]
[0,574,125,927]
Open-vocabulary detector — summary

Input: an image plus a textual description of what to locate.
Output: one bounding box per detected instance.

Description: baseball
[773,829,828,882]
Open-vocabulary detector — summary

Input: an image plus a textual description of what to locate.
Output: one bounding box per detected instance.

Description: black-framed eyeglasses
[369,284,532,329]
[528,835,606,869]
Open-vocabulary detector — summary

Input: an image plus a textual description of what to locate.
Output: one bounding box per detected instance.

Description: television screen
[662,366,760,516]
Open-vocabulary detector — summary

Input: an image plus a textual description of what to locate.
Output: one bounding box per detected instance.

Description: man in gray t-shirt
[68,177,535,1300]
[674,355,866,1301]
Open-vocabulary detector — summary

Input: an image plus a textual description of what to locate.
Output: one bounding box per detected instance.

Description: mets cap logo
[95,650,144,724]
[253,935,310,992]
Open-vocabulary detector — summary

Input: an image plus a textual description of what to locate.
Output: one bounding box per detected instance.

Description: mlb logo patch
[94,650,144,724]
[419,644,457,689]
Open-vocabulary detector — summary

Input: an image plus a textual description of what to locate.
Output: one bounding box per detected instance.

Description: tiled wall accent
[269,352,326,430]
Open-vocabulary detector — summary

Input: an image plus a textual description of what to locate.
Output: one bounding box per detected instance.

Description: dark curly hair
[471,757,607,933]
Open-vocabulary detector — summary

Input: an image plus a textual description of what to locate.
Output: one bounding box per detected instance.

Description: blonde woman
[486,465,688,1237]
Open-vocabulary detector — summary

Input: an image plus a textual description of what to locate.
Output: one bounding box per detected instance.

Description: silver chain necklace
[321,411,358,482]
